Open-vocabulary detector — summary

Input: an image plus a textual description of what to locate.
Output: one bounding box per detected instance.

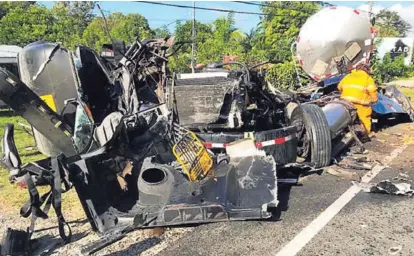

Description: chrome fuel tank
[322,103,352,138]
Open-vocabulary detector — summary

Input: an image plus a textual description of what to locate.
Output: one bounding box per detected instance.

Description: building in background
[0,45,22,108]
[376,37,413,65]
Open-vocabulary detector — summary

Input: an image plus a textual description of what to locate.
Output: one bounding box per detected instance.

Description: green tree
[0,1,35,19]
[372,53,414,83]
[50,2,95,49]
[256,1,321,88]
[168,20,212,72]
[197,13,245,65]
[82,12,154,51]
[257,1,321,63]
[265,61,308,90]
[153,25,170,38]
[374,10,411,37]
[0,4,54,46]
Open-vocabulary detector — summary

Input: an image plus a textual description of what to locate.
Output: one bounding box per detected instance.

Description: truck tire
[290,104,332,168]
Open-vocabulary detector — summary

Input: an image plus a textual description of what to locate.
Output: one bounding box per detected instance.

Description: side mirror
[1,123,22,180]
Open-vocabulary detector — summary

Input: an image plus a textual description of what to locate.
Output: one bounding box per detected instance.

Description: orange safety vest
[338,70,378,106]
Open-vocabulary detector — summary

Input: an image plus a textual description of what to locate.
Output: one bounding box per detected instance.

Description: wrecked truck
[288,6,414,165]
[0,37,322,253]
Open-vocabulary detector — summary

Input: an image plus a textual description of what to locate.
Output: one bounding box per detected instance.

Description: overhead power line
[232,1,315,12]
[233,1,336,10]
[135,1,267,16]
[136,1,338,19]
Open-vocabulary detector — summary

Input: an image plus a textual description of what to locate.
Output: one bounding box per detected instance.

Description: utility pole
[191,1,196,73]
[368,1,373,14]
[368,1,377,35]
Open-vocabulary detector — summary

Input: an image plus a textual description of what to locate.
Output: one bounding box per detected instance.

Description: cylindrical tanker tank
[296,6,373,82]
[321,103,352,138]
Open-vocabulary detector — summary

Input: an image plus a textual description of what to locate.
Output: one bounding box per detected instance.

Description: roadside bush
[372,53,414,83]
[265,61,308,90]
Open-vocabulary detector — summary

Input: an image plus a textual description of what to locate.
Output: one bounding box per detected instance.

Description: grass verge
[0,109,84,219]
[400,87,414,105]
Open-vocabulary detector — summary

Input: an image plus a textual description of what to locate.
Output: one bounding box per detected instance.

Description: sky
[38,1,414,37]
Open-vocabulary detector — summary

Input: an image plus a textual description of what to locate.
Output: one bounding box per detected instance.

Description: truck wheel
[289,104,332,168]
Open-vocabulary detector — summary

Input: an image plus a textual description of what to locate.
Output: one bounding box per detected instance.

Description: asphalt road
[157,123,414,256]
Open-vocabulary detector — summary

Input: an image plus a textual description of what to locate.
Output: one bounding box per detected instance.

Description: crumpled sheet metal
[355,180,414,196]
[296,6,374,81]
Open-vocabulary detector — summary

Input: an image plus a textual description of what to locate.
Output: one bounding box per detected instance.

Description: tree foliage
[0,4,54,46]
[82,12,153,51]
[257,1,321,89]
[0,1,35,19]
[374,10,411,37]
[51,2,95,49]
[372,53,414,84]
[168,20,212,72]
[197,14,246,65]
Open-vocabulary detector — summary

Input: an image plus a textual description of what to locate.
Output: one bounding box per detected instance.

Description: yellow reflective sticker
[54,121,62,128]
[244,132,254,139]
[40,94,57,112]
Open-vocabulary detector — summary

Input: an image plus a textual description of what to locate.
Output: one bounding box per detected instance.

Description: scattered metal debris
[337,162,372,171]
[351,156,368,163]
[355,180,414,196]
[326,167,361,181]
[392,173,412,183]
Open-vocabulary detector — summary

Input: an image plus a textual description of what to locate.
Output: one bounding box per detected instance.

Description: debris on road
[392,173,412,183]
[355,180,414,196]
[337,162,372,171]
[326,167,361,181]
[351,156,368,163]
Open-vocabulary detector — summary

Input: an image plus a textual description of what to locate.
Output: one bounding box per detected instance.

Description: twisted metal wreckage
[0,6,413,255]
[0,37,312,255]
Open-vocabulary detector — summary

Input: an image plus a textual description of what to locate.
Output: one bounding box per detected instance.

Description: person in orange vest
[337,64,378,136]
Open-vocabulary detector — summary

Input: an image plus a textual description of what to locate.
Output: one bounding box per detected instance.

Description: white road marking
[275,144,408,256]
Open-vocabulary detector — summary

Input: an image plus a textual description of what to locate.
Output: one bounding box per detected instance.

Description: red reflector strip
[299,59,304,66]
[325,73,332,78]
[274,137,286,144]
[256,135,293,148]
[313,75,320,81]
[203,142,226,149]
[204,142,212,148]
[204,135,293,150]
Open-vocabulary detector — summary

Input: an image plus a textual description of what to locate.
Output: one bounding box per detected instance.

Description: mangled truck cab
[0,36,318,252]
